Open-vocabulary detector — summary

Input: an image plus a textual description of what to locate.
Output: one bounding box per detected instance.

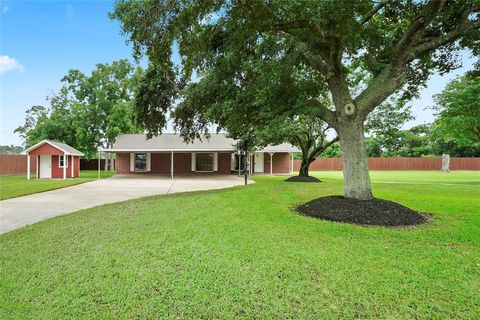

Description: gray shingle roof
[103,133,299,153]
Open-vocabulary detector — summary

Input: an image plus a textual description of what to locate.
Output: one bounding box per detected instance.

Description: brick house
[24,140,84,179]
[101,134,299,177]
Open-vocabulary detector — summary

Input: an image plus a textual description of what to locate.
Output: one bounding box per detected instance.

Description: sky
[0,1,476,146]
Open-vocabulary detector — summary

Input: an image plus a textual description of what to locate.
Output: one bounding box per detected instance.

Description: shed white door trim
[39,155,52,178]
[254,153,264,173]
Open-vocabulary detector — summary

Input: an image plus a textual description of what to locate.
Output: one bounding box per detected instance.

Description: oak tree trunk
[299,159,310,177]
[299,157,316,177]
[337,119,373,200]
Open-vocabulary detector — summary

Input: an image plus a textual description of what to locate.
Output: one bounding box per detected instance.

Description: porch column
[171,151,174,179]
[36,155,39,179]
[97,151,100,180]
[27,154,30,180]
[250,154,253,175]
[269,152,274,175]
[238,151,242,176]
[63,152,66,179]
[71,156,74,178]
[290,153,294,173]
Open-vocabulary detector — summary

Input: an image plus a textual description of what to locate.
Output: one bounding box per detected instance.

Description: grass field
[0,171,479,319]
[0,170,115,200]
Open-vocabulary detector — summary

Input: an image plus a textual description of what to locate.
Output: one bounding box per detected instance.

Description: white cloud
[0,56,24,75]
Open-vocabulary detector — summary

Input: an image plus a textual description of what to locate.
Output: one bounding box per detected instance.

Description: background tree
[257,115,338,177]
[113,0,480,200]
[365,100,414,156]
[0,145,24,155]
[431,71,480,147]
[15,60,142,160]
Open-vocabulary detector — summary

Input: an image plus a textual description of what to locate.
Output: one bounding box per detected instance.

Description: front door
[254,153,264,173]
[39,155,52,178]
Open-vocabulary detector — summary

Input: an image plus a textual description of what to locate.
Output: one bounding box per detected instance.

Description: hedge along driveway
[0,175,250,234]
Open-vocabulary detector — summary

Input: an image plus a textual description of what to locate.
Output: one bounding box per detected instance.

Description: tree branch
[308,98,337,129]
[309,136,339,160]
[355,64,407,120]
[360,0,389,26]
[407,19,480,62]
[392,0,446,65]
[260,19,328,39]
[293,41,331,76]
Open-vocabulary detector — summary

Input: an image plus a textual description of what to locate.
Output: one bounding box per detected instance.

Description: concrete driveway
[0,175,250,234]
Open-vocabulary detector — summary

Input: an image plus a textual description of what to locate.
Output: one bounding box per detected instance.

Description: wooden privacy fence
[80,159,115,170]
[0,155,36,176]
[293,157,480,171]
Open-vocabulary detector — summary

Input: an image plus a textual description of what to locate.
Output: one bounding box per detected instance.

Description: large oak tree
[112,0,479,200]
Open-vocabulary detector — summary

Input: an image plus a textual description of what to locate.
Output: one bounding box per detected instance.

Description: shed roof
[101,133,299,153]
[24,139,84,156]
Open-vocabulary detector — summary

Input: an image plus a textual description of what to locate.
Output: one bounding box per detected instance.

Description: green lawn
[0,170,115,200]
[1,171,479,319]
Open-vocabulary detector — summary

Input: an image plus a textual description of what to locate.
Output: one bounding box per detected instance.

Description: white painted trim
[130,153,135,172]
[254,152,264,173]
[58,154,68,168]
[27,154,30,180]
[39,155,52,179]
[63,153,66,179]
[191,152,196,172]
[171,151,174,179]
[290,153,294,173]
[23,139,84,156]
[213,152,218,171]
[269,152,274,175]
[36,155,39,179]
[146,153,151,171]
[230,154,236,171]
[71,156,74,177]
[238,152,241,175]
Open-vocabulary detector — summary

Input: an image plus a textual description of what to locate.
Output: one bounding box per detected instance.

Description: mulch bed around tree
[285,176,321,183]
[296,196,428,227]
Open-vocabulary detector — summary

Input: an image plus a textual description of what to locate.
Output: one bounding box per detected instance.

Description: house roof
[101,133,300,153]
[24,139,84,156]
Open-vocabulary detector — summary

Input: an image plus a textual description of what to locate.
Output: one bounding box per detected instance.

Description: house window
[134,153,147,171]
[195,153,214,172]
[59,155,68,168]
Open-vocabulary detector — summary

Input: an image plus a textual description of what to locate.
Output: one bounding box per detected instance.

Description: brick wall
[116,153,131,174]
[115,152,233,175]
[263,152,291,174]
[50,155,79,178]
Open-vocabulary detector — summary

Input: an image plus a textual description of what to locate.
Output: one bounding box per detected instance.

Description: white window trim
[59,155,68,168]
[130,153,135,172]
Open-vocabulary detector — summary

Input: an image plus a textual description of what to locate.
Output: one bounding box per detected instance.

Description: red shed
[24,140,84,180]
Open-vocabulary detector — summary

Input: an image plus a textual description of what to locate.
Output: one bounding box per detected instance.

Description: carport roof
[100,133,299,153]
